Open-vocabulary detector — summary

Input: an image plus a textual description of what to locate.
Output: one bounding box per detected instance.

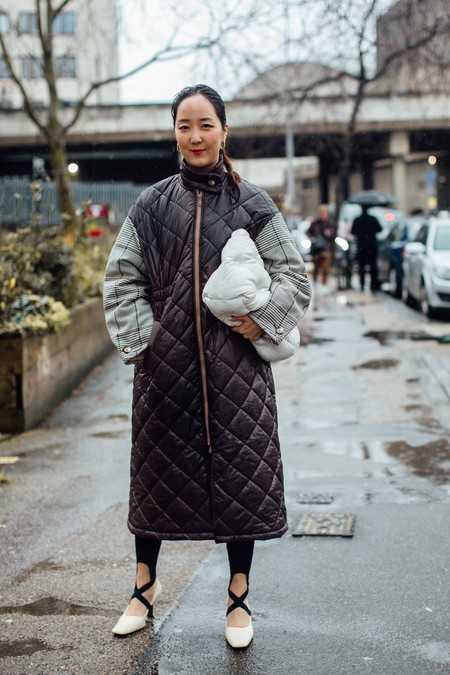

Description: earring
[176,143,180,152]
[221,141,226,150]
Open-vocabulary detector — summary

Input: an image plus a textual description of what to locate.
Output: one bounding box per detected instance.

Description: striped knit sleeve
[103,216,153,364]
[250,212,312,343]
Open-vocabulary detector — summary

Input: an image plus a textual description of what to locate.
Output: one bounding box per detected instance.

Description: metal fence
[0,177,149,228]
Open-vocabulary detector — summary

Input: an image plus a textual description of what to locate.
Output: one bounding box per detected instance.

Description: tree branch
[373,16,448,82]
[63,36,223,131]
[0,31,47,134]
[53,0,73,17]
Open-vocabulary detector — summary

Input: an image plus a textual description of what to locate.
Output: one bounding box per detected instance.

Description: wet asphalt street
[0,282,449,674]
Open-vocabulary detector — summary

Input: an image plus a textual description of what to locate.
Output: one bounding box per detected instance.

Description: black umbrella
[348,190,397,207]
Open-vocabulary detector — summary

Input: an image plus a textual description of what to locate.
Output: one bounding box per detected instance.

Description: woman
[103,84,311,649]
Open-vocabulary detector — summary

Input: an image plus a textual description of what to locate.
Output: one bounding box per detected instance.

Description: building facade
[0,0,449,218]
[0,0,119,110]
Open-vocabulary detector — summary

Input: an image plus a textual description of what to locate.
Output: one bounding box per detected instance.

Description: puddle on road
[305,336,335,346]
[90,430,127,439]
[0,597,117,617]
[363,330,415,345]
[15,559,66,584]
[0,638,49,658]
[404,404,441,429]
[310,438,450,487]
[353,358,399,370]
[363,330,450,346]
[386,438,450,486]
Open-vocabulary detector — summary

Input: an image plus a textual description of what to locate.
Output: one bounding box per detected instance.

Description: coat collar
[179,155,226,193]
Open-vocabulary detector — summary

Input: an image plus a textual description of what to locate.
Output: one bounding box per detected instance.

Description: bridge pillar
[389,132,410,212]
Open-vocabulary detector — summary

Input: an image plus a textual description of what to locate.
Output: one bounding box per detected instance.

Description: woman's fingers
[230,315,263,341]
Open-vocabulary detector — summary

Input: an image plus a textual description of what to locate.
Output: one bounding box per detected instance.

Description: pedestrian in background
[103,84,311,649]
[351,205,382,291]
[306,204,337,286]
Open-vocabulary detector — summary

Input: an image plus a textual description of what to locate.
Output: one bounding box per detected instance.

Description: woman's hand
[230,315,264,341]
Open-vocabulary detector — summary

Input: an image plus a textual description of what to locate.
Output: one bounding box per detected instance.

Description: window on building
[18,12,39,34]
[21,56,43,79]
[0,11,10,34]
[55,56,76,78]
[53,12,75,35]
[0,57,10,78]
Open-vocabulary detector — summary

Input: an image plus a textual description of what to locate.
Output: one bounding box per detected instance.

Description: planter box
[0,298,114,433]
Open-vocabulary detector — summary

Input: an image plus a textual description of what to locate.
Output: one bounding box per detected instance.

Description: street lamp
[68,162,79,176]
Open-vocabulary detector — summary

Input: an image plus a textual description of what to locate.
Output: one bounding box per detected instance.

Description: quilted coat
[104,159,311,543]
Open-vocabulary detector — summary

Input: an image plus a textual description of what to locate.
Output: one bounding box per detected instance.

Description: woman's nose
[190,129,202,144]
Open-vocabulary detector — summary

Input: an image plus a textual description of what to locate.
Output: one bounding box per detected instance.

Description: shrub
[1,294,70,336]
[0,225,114,337]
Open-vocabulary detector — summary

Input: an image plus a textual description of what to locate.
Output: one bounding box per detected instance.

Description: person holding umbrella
[351,204,382,291]
[348,191,394,292]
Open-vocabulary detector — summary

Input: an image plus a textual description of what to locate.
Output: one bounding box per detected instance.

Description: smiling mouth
[192,150,205,155]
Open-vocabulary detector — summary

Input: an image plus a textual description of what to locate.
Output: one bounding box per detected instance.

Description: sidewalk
[133,288,450,674]
[0,287,449,674]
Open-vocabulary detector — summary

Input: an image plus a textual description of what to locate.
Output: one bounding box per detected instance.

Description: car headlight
[433,265,450,280]
[335,237,349,251]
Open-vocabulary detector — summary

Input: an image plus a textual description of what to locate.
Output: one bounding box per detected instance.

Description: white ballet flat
[225,584,253,649]
[112,577,162,636]
[225,618,254,649]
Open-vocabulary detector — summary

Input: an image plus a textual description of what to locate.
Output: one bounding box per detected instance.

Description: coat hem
[128,521,289,543]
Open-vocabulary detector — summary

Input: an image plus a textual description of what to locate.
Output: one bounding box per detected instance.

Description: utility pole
[284,0,296,230]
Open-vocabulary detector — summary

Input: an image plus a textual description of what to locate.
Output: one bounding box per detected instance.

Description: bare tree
[0,0,265,241]
[329,0,450,205]
[233,0,450,209]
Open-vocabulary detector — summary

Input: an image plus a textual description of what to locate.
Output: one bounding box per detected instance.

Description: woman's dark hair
[171,84,240,192]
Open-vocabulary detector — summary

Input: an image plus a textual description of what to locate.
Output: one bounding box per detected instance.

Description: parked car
[377,216,423,297]
[402,214,450,317]
[291,219,312,262]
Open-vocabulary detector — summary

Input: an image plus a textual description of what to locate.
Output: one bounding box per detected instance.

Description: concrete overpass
[1,82,449,215]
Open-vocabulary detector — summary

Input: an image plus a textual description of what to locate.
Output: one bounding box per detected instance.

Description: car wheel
[419,282,438,318]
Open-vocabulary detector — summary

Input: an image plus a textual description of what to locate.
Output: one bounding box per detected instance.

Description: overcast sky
[117,0,394,105]
[117,0,258,104]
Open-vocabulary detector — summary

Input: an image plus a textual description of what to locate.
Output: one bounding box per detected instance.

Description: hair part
[171,84,240,192]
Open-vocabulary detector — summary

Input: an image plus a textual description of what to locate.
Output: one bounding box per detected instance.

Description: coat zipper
[193,189,212,455]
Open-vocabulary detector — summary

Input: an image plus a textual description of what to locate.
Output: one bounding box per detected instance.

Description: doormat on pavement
[297,493,334,504]
[293,513,355,537]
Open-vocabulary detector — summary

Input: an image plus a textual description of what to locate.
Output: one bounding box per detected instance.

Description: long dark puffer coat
[107,160,310,543]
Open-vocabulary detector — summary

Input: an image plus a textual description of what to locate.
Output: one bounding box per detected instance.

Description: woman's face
[174,94,227,173]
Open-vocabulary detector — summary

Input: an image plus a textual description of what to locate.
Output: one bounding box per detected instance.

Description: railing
[0,177,148,228]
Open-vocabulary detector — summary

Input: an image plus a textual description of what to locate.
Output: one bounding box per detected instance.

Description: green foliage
[0,225,114,337]
[0,294,70,336]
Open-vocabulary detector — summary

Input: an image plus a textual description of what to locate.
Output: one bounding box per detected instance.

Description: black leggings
[135,537,254,582]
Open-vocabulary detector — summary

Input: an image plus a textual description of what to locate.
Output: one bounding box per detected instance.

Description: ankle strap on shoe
[227,587,252,617]
[132,579,155,612]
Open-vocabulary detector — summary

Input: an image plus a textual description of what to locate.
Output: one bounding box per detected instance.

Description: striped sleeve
[250,212,312,343]
[103,216,154,364]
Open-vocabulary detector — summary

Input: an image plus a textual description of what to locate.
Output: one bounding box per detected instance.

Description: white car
[291,220,312,262]
[402,214,450,318]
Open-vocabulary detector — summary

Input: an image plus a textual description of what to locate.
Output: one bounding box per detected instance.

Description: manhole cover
[297,493,334,504]
[293,513,355,537]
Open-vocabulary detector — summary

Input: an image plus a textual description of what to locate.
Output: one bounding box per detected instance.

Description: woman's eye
[178,125,189,131]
